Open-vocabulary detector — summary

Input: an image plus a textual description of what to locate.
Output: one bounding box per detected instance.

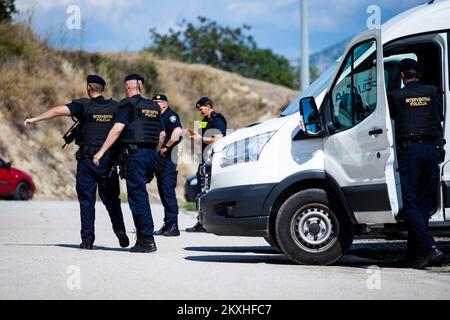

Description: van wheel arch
[265,173,357,230]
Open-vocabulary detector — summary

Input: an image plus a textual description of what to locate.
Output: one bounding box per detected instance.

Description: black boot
[396,255,415,268]
[79,242,93,250]
[130,236,157,253]
[185,222,207,233]
[115,230,130,248]
[412,246,444,269]
[163,223,180,237]
[153,224,168,236]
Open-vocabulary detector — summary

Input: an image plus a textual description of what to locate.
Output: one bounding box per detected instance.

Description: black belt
[76,145,102,160]
[124,144,157,151]
[400,137,437,146]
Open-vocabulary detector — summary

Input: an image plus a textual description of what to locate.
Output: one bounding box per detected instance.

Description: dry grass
[0,22,297,202]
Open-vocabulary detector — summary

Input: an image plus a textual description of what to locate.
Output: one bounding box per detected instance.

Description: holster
[436,138,447,163]
[118,149,130,180]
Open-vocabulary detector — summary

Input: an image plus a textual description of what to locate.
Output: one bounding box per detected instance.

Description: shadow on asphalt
[184,246,280,255]
[2,243,129,252]
[183,240,450,269]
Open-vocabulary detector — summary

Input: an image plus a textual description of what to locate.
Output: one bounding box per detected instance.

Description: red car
[0,157,36,201]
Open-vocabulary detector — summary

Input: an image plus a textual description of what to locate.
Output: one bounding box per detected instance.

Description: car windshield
[281,64,337,117]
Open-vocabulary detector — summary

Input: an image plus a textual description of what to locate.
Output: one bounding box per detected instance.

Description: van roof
[382,0,450,44]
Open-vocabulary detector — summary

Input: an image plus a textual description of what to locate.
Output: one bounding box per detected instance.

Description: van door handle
[369,129,383,136]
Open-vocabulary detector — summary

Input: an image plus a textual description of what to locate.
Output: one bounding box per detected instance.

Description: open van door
[321,29,402,224]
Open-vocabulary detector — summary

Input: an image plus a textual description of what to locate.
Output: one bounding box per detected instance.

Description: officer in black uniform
[93,74,165,253]
[24,75,129,250]
[152,94,183,237]
[388,59,445,269]
[186,97,227,233]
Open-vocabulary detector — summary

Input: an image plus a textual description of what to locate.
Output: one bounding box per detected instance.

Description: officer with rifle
[93,74,166,253]
[24,75,129,250]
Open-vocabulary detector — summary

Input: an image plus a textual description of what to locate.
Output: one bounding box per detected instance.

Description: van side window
[331,40,377,131]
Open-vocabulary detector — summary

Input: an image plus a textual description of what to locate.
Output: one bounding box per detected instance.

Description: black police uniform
[186,111,227,233]
[67,96,126,247]
[115,94,164,244]
[197,111,227,192]
[388,80,444,264]
[155,107,182,230]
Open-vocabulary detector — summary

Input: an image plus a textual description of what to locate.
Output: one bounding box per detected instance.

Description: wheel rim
[290,206,338,253]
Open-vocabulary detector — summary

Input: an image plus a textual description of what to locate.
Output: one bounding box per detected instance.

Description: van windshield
[281,64,337,117]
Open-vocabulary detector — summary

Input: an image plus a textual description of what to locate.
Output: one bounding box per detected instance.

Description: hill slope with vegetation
[0,22,297,201]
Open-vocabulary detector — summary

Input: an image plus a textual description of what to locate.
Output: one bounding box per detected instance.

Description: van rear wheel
[275,189,354,266]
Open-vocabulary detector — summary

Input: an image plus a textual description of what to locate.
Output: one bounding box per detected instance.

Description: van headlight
[219,132,275,168]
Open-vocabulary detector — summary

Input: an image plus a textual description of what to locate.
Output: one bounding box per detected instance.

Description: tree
[0,0,17,23]
[147,17,298,89]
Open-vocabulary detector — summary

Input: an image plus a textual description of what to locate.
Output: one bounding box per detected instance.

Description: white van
[198,1,450,265]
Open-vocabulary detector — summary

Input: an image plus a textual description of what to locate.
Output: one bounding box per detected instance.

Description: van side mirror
[299,97,323,136]
[5,162,11,171]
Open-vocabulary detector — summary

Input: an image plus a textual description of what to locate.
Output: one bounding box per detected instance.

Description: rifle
[62,118,81,149]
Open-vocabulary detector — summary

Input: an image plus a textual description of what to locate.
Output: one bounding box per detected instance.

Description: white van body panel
[207,1,450,226]
[211,112,325,190]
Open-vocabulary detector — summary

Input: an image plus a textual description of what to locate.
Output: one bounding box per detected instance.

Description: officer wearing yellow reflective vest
[388,59,445,269]
[187,97,227,233]
[24,75,129,250]
[93,74,165,253]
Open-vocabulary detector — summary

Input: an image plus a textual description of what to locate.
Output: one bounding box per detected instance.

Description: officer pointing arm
[24,106,71,128]
[23,75,129,250]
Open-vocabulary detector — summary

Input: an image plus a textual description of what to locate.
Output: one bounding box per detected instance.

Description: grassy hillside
[0,22,297,201]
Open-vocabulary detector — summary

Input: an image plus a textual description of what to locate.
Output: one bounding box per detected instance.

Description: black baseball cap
[399,59,423,74]
[87,75,106,87]
[124,73,145,84]
[152,94,168,102]
[196,97,213,109]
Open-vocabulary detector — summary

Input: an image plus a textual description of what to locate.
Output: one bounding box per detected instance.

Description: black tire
[275,189,354,266]
[264,235,281,253]
[14,182,31,201]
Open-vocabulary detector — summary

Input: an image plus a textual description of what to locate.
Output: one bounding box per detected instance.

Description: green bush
[0,0,16,23]
[147,16,299,89]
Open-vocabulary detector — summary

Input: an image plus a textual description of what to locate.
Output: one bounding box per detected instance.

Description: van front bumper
[198,184,275,237]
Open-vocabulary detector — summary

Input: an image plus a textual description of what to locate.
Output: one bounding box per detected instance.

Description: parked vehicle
[0,157,36,201]
[198,1,450,265]
[184,175,199,202]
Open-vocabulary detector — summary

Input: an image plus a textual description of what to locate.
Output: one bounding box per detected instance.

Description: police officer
[388,59,444,269]
[24,75,129,250]
[186,97,227,233]
[93,74,165,253]
[152,94,183,237]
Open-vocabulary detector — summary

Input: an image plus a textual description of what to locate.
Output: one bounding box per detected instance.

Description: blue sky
[16,0,427,60]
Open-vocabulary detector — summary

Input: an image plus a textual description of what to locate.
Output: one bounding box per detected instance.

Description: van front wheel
[275,189,353,266]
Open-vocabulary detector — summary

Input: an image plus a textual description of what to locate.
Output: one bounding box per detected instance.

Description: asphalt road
[1,201,450,300]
